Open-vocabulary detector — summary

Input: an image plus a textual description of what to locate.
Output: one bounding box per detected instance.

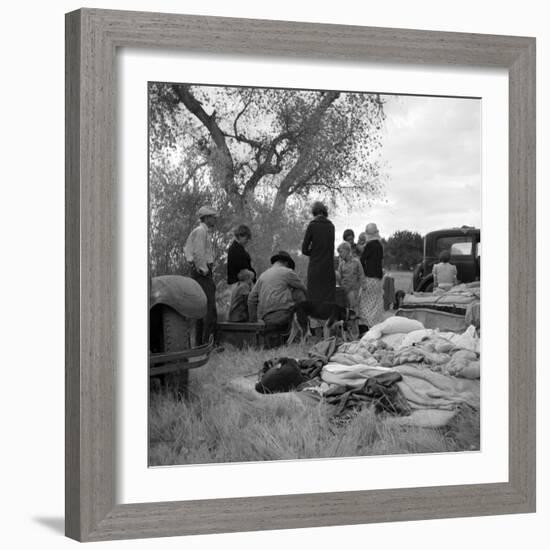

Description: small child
[336,242,363,311]
[432,250,458,291]
[228,269,255,322]
[356,232,367,256]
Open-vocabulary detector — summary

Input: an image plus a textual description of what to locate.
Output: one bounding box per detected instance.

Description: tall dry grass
[149,343,479,466]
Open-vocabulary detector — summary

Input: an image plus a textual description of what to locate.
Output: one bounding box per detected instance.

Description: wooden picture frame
[65,8,536,542]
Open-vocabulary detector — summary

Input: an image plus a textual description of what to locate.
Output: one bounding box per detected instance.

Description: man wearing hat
[184,206,218,344]
[247,251,307,326]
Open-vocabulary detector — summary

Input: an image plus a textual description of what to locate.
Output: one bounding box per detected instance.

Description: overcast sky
[332,94,481,241]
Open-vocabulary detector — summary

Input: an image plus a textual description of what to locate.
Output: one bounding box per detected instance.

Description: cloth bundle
[325,371,411,417]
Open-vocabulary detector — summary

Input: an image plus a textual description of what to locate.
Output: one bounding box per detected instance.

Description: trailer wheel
[150,305,196,397]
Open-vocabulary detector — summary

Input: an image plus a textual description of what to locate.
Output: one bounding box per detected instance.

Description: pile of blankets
[256,316,481,428]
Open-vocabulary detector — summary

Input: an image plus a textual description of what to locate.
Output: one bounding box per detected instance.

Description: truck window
[435,236,473,257]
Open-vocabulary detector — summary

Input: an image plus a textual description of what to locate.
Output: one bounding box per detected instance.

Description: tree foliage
[384,230,423,270]
[150,83,385,211]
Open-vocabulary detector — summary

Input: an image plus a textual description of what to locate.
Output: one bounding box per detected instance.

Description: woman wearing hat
[358,222,384,333]
[301,201,336,305]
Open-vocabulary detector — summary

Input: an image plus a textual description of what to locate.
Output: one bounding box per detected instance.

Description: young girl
[336,241,363,311]
[432,250,458,291]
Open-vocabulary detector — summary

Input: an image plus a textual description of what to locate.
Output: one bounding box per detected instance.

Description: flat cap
[197,206,218,218]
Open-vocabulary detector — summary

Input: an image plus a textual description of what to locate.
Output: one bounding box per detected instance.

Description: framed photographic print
[65,8,535,542]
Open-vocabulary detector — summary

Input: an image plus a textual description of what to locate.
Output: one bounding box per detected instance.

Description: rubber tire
[418,276,434,293]
[152,305,195,397]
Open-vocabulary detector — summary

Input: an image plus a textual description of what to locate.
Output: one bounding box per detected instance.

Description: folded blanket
[393,364,480,409]
[321,363,392,387]
[329,352,377,366]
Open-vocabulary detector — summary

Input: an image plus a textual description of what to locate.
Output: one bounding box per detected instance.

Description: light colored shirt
[247,264,306,322]
[184,222,214,273]
[432,262,457,289]
[337,256,363,293]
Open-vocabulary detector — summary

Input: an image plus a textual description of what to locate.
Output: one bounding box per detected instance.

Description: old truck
[149,275,213,394]
[412,226,480,292]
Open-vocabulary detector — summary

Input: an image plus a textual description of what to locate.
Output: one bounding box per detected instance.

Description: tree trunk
[272,91,340,214]
[172,85,241,209]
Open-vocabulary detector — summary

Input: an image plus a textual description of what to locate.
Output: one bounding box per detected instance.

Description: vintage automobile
[412,226,480,292]
[149,275,213,395]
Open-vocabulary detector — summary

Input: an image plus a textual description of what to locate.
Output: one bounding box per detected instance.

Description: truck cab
[412,226,480,292]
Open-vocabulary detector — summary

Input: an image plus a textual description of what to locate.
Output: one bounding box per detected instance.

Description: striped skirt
[358,277,384,328]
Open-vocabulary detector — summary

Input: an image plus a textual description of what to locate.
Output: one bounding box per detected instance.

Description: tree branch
[223,131,264,149]
[178,161,208,189]
[242,131,295,198]
[172,84,240,202]
[272,91,340,211]
[233,99,252,139]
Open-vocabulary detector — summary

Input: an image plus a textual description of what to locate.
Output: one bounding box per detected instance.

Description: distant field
[387,270,413,293]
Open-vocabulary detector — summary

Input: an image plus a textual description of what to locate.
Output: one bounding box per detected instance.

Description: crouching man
[247,251,306,327]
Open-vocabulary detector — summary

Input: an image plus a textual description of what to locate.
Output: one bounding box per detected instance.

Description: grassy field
[149,340,479,466]
[387,270,414,293]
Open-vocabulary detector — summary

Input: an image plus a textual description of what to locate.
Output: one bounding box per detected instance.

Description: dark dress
[227,240,256,284]
[301,215,336,304]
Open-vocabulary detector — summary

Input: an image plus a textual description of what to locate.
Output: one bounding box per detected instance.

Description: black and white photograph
[3,0,544,546]
[148,81,481,466]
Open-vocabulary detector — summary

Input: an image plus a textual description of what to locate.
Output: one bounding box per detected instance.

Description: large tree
[150,83,386,216]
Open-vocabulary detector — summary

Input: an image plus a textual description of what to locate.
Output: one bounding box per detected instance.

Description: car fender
[417,273,434,292]
[412,263,423,291]
[150,275,207,320]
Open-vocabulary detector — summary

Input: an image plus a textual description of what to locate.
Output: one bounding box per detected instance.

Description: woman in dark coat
[301,201,336,304]
[227,224,255,285]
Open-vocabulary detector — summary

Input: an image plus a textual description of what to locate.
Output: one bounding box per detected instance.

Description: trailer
[396,281,480,333]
